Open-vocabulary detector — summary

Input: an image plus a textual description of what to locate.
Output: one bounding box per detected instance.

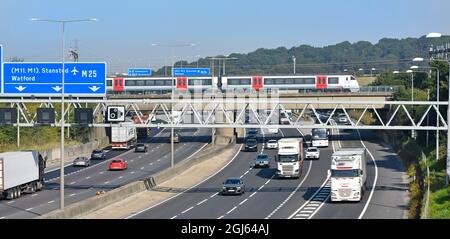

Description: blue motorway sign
[2,62,106,96]
[172,68,210,77]
[128,68,152,76]
[0,45,2,94]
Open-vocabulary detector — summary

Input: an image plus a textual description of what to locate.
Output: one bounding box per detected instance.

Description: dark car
[244,138,258,152]
[304,134,312,147]
[73,156,90,167]
[90,149,106,160]
[254,153,270,168]
[135,143,148,152]
[220,178,245,195]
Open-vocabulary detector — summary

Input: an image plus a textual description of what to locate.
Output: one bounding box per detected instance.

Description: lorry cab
[329,148,367,202]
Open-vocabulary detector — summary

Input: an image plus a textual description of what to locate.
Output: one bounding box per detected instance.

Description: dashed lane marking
[181,206,194,214]
[48,200,55,204]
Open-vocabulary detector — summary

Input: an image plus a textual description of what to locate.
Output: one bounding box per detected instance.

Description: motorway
[130,122,408,219]
[0,127,211,219]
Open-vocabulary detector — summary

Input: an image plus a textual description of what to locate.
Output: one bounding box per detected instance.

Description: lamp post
[30,17,97,209]
[426,32,450,186]
[371,68,376,77]
[151,43,195,168]
[292,56,296,75]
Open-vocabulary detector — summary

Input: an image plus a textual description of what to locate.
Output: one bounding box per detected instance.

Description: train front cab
[113,78,125,92]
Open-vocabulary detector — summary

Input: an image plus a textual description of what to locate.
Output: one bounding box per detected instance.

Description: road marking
[170,215,177,219]
[217,215,224,219]
[226,206,237,214]
[70,193,76,197]
[197,199,208,206]
[118,176,123,179]
[239,199,248,205]
[104,181,109,184]
[130,160,134,162]
[48,200,55,204]
[181,206,194,214]
[86,176,91,179]
[31,194,38,197]
[140,167,144,170]
[249,192,257,198]
[70,181,76,185]
[126,143,243,219]
[0,217,5,219]
[99,172,104,175]
[149,163,153,165]
[26,208,33,211]
[131,171,135,174]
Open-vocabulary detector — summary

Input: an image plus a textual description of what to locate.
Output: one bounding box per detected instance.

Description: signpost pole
[60,22,65,209]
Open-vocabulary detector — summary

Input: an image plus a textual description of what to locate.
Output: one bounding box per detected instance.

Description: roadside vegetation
[372,60,450,218]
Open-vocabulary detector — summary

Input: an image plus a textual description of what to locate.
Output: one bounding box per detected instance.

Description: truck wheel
[6,190,14,200]
[13,188,18,199]
[17,188,21,198]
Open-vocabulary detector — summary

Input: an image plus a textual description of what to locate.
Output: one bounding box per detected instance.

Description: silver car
[73,156,90,167]
[254,154,270,168]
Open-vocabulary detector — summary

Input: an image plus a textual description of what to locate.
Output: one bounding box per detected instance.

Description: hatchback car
[265,139,278,149]
[135,143,148,153]
[73,156,90,167]
[244,138,258,152]
[254,153,270,168]
[90,149,106,160]
[108,158,128,171]
[337,113,349,124]
[220,178,245,195]
[305,147,320,159]
[172,133,180,143]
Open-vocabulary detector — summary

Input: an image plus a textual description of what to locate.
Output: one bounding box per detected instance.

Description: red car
[108,158,128,171]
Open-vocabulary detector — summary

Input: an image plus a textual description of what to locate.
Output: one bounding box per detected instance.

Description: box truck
[0,151,46,200]
[275,138,303,178]
[111,122,137,150]
[329,148,367,202]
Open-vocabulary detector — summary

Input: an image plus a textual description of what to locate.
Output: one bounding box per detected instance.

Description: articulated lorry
[111,122,137,150]
[0,151,46,200]
[275,138,303,178]
[329,148,367,202]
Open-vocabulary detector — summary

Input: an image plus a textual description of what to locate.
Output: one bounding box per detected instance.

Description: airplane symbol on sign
[71,67,78,76]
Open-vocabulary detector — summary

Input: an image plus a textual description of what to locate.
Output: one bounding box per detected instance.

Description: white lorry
[0,151,46,200]
[275,138,303,178]
[329,148,367,202]
[111,122,137,150]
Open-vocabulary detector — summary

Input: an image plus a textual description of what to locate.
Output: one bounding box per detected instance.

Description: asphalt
[131,123,408,219]
[0,127,211,219]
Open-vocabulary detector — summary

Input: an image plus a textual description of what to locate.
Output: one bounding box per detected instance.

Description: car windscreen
[224,179,241,185]
[112,160,122,163]
[331,169,359,177]
[257,155,268,160]
[307,148,318,152]
[137,144,145,147]
[246,139,257,145]
[268,140,277,143]
[93,150,102,154]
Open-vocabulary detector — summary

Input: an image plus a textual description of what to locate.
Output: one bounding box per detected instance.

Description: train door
[176,77,188,90]
[316,76,327,91]
[252,76,263,91]
[113,78,124,92]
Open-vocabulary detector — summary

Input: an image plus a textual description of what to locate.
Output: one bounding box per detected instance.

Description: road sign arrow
[52,86,62,92]
[89,86,100,92]
[15,86,26,92]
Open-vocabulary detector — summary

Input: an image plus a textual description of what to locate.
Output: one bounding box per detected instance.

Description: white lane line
[226,206,238,214]
[70,181,76,185]
[69,193,76,197]
[356,129,379,219]
[86,176,91,179]
[125,144,243,219]
[197,199,208,206]
[217,215,224,219]
[48,200,55,204]
[26,208,33,211]
[170,215,178,219]
[181,206,194,214]
[130,160,134,162]
[118,176,123,179]
[140,167,145,170]
[104,181,110,184]
[99,172,104,175]
[249,192,257,198]
[304,207,317,210]
[0,217,5,219]
[130,171,135,174]
[239,199,248,205]
[31,194,38,197]
[288,177,330,219]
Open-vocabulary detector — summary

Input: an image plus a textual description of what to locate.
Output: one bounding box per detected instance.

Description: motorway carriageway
[0,127,211,219]
[130,122,408,219]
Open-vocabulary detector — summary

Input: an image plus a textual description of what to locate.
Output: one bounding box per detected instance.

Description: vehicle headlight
[237,186,241,190]
[222,186,226,190]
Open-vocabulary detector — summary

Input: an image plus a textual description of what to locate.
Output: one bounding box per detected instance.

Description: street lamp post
[426,32,450,186]
[30,17,97,209]
[292,56,296,75]
[151,43,195,168]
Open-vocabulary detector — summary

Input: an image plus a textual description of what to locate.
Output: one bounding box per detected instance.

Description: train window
[155,80,165,86]
[351,76,357,81]
[146,80,155,86]
[168,80,174,86]
[273,79,284,84]
[107,80,112,86]
[294,78,304,84]
[229,79,251,85]
[285,78,294,84]
[328,77,339,84]
[136,80,145,86]
[119,80,123,86]
[265,78,274,85]
[125,80,135,86]
[304,78,315,84]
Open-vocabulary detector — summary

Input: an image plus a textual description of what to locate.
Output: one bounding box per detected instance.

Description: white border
[0,44,3,95]
[128,68,152,76]
[2,61,106,97]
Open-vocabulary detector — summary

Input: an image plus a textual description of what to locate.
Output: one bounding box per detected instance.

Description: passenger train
[107,75,359,94]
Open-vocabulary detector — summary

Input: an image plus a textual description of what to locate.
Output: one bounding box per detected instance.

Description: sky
[1,0,449,73]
